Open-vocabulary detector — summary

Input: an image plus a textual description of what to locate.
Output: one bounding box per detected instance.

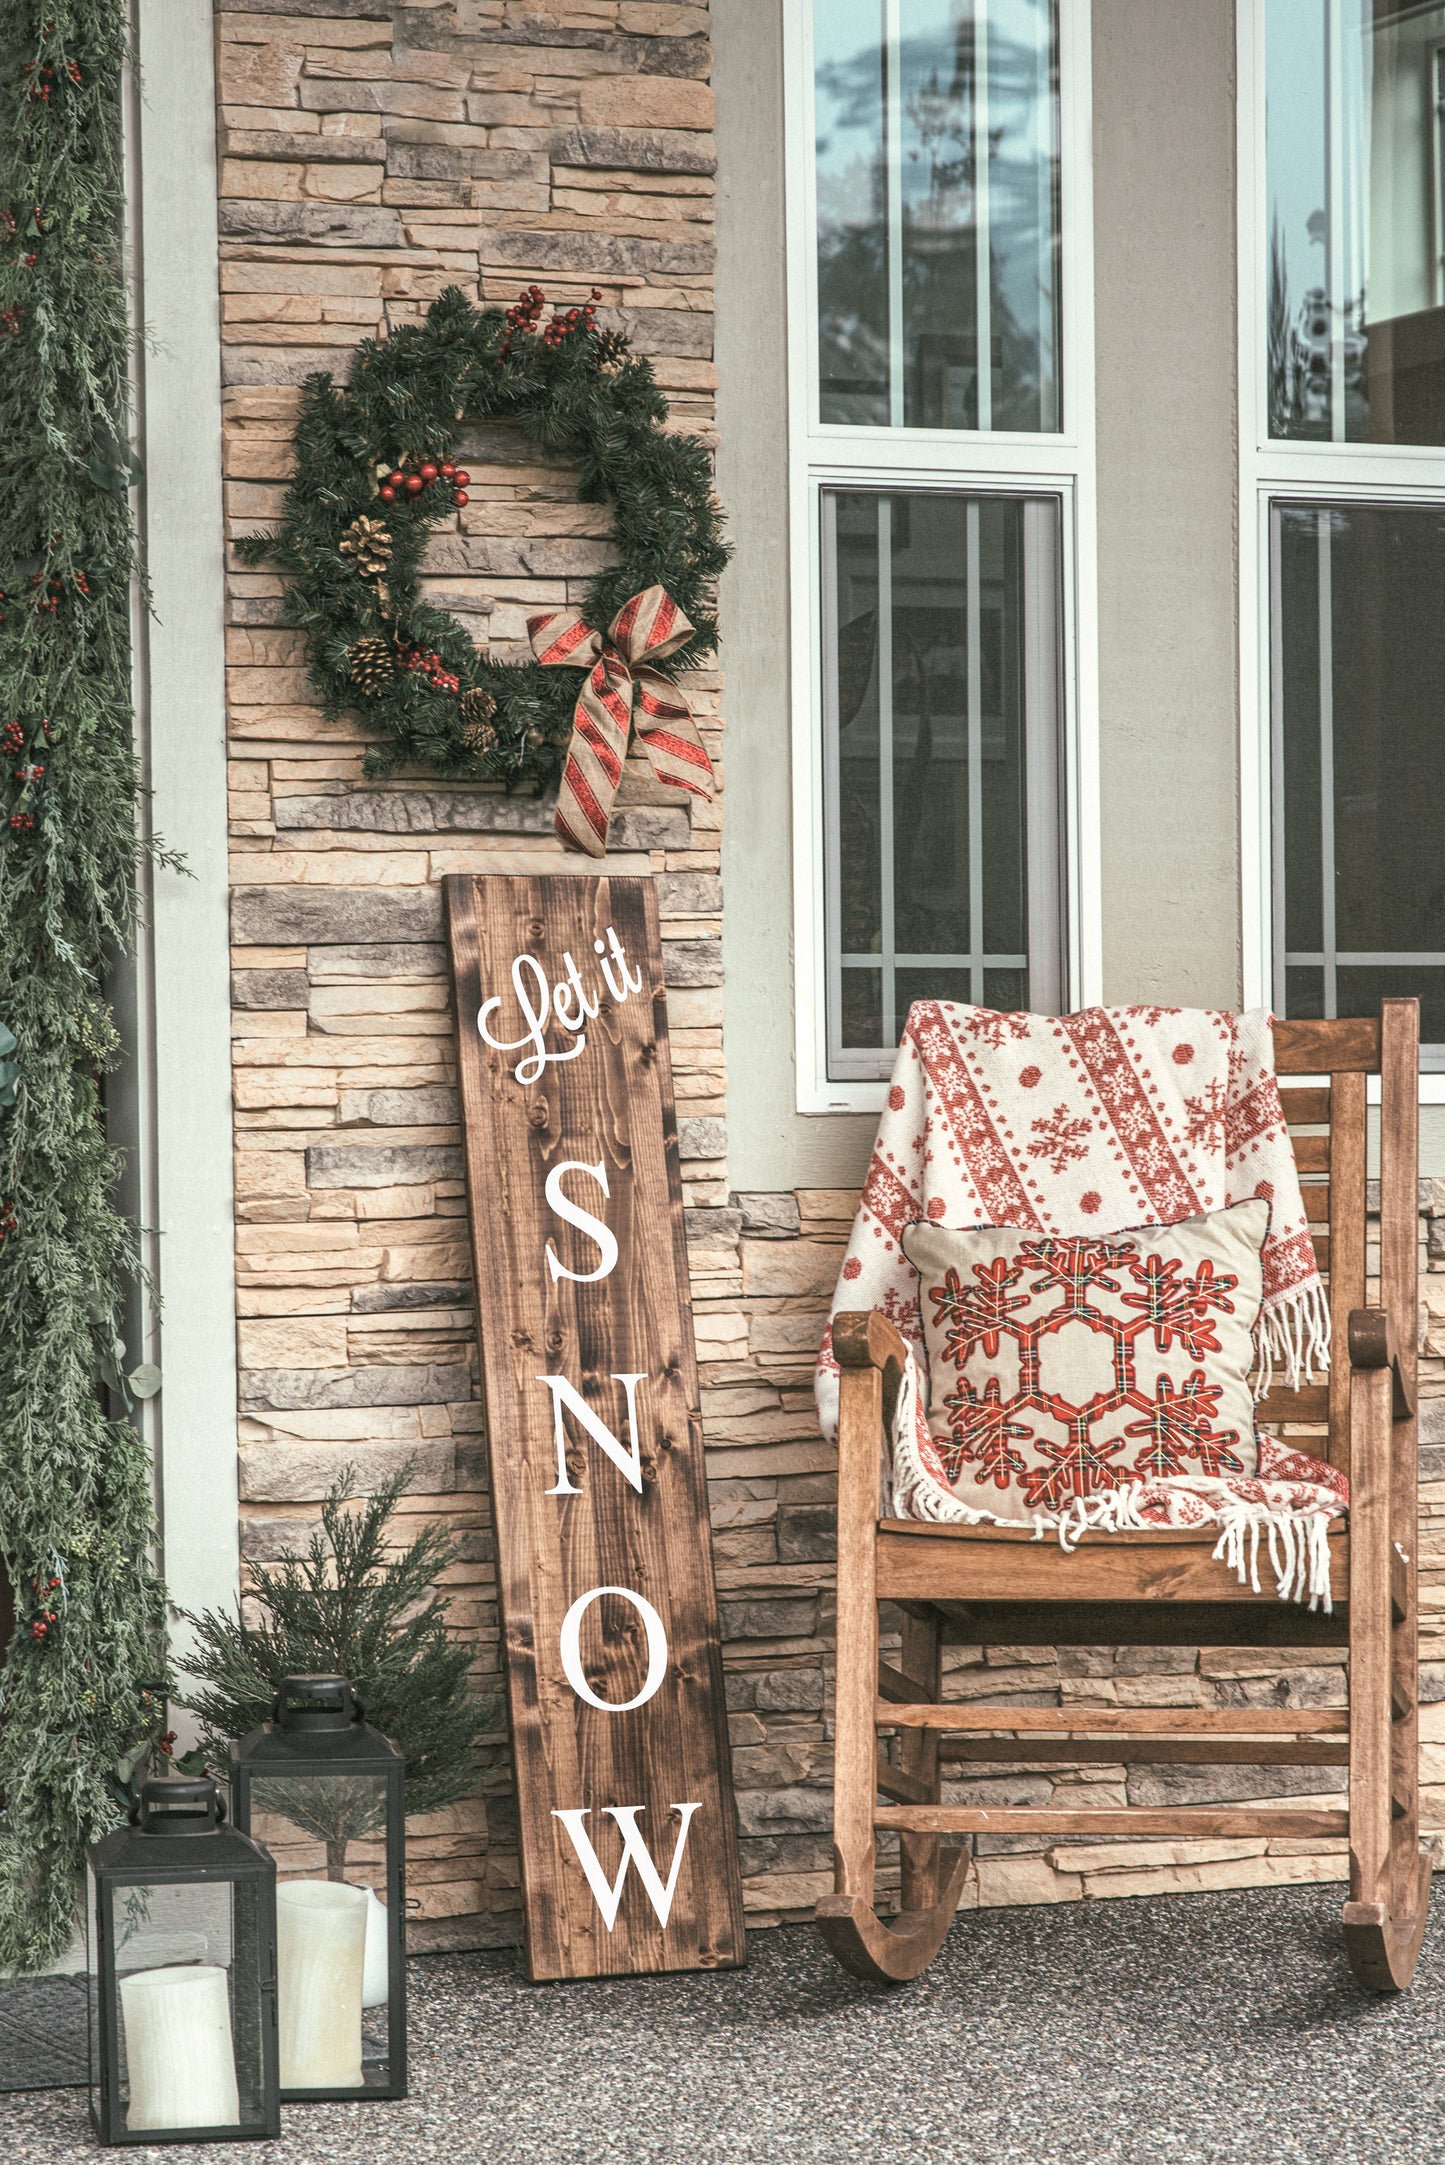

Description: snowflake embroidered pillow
[899,1200,1270,1527]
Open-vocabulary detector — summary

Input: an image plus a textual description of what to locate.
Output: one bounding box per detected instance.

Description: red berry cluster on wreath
[23,57,81,101]
[377,459,469,509]
[500,283,546,357]
[1,721,24,757]
[29,1574,61,1642]
[32,570,84,615]
[0,1198,16,1248]
[542,288,603,348]
[399,644,461,694]
[0,307,23,339]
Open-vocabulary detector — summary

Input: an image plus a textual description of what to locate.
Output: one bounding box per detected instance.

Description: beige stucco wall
[1092,0,1243,1010]
[714,0,875,1194]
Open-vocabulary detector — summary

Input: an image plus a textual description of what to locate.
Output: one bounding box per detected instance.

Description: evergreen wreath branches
[0,2,169,1969]
[239,283,729,789]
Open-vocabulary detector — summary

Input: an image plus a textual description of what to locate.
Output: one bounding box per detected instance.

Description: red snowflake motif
[929,1258,1029,1362]
[1027,1103,1092,1175]
[1022,1423,1128,1511]
[1123,1372,1243,1479]
[1019,1236,1133,1306]
[1256,1432,1348,1503]
[963,1010,1032,1050]
[1183,1077,1228,1150]
[1119,1252,1237,1357]
[1123,1005,1173,1026]
[940,1376,1032,1489]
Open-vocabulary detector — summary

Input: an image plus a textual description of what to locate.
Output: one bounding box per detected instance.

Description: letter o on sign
[559,1586,669,1712]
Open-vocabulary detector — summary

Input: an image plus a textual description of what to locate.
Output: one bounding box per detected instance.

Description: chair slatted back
[1265,1013,1411,1475]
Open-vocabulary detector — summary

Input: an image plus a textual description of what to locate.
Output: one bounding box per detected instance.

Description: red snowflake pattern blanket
[814,1003,1345,1608]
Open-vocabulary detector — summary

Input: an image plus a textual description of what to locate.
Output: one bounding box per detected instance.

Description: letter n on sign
[446,875,746,1980]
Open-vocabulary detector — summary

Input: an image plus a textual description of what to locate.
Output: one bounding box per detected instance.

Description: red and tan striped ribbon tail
[528,585,715,858]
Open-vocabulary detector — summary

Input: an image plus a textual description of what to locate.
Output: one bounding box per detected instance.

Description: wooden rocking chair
[817,1000,1431,1991]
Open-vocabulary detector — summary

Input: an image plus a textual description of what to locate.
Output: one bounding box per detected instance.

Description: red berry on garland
[420,461,438,483]
[388,470,404,487]
[441,462,456,478]
[454,470,470,486]
[453,490,468,507]
[405,474,424,496]
[379,485,396,504]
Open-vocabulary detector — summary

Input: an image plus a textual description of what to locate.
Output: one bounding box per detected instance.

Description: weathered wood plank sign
[446,874,746,1981]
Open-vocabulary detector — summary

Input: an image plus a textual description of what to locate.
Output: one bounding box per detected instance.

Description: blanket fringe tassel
[888,1358,1336,1612]
[1253,1277,1333,1398]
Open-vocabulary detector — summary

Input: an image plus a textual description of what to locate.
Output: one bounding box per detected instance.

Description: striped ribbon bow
[528,585,715,858]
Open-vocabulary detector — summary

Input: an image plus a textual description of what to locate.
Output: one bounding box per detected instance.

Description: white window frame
[784,0,1100,1115]
[1238,0,1445,1096]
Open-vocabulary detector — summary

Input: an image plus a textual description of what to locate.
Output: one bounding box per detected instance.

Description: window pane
[1273,501,1445,1062]
[816,0,890,424]
[824,489,1061,1079]
[1266,0,1445,444]
[815,0,1062,431]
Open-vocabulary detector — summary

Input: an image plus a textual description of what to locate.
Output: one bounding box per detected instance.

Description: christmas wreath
[242,284,728,855]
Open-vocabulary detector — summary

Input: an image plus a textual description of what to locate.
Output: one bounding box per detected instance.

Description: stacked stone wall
[216,0,1445,1951]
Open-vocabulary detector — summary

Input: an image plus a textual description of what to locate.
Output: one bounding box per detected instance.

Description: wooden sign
[446,874,746,1981]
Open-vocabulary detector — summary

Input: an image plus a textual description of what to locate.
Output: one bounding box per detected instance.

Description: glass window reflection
[1267,0,1445,445]
[815,0,1062,432]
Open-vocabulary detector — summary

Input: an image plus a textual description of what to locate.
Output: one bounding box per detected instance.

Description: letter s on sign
[559,1586,669,1712]
[544,1159,619,1284]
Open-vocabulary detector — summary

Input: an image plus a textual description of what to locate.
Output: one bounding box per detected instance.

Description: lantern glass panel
[88,1865,273,2141]
[247,1770,394,2085]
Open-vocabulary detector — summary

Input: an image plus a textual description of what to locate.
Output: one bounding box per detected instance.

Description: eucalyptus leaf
[0,1021,17,1057]
[127,1364,162,1401]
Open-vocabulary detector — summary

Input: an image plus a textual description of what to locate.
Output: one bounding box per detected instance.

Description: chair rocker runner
[817,1000,1431,1991]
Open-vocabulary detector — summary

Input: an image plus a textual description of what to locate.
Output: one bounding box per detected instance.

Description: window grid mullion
[885,0,904,430]
[1315,509,1338,1019]
[1326,0,1347,443]
[966,499,985,1003]
[974,1,993,433]
[877,496,897,1044]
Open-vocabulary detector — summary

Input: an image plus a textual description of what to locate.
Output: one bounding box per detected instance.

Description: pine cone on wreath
[339,516,393,578]
[593,327,631,376]
[459,687,498,756]
[349,634,396,695]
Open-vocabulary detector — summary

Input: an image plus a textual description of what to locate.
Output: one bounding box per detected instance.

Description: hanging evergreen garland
[0,2,169,1968]
[240,283,728,790]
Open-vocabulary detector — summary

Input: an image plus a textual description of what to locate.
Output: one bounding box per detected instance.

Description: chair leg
[1343,1360,1430,1991]
[816,1365,971,1985]
[897,1607,945,1914]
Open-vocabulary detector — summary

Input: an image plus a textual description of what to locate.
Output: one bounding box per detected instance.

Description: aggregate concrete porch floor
[6,1881,1445,2164]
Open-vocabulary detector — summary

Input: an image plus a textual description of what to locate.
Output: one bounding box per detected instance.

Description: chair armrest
[834,1309,908,1372]
[1348,1308,1416,1422]
[833,1310,910,1439]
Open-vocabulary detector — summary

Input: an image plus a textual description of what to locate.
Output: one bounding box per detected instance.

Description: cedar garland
[239,283,728,789]
[0,3,168,1968]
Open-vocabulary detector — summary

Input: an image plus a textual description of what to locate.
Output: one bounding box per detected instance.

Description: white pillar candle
[361,1886,389,2010]
[276,1881,367,2089]
[120,1964,240,2132]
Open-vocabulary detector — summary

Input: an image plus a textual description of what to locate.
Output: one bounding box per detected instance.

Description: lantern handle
[133,1775,227,1832]
[271,1674,366,1729]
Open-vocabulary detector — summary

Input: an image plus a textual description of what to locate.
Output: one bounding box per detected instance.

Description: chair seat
[876,1515,1351,1607]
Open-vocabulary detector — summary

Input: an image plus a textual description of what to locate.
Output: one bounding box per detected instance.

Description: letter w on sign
[446,875,745,1981]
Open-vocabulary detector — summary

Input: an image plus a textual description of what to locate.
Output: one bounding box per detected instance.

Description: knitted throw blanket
[815,1003,1345,1608]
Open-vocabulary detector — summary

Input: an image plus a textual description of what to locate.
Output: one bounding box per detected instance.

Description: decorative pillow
[900,1199,1270,1527]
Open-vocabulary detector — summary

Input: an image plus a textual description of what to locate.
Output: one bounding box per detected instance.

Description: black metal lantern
[87,1775,279,2146]
[231,1674,407,2101]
